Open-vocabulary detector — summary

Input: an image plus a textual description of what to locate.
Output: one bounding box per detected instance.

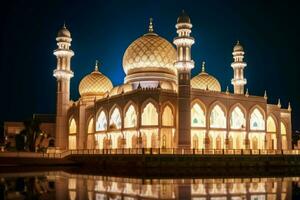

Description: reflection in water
[1,171,300,199]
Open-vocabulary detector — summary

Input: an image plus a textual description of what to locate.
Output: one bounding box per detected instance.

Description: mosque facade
[53,11,292,152]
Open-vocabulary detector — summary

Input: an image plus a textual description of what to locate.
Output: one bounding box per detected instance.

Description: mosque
[51,11,292,152]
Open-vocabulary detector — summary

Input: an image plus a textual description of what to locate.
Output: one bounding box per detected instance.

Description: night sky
[1,0,300,131]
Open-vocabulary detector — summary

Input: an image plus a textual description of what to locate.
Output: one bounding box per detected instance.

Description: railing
[1,148,300,159]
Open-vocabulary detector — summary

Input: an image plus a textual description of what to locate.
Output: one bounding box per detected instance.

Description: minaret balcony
[174,60,195,70]
[53,69,74,79]
[173,37,195,46]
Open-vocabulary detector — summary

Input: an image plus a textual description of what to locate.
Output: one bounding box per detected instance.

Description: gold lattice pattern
[79,71,113,96]
[191,72,221,92]
[123,34,177,75]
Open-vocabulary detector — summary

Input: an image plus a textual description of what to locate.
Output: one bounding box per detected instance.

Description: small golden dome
[233,40,244,52]
[122,21,177,76]
[191,62,221,92]
[79,62,113,97]
[177,10,191,24]
[57,24,71,38]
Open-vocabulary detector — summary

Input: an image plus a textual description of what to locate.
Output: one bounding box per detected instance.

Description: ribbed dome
[191,62,221,92]
[177,10,191,24]
[123,33,177,75]
[233,41,244,52]
[57,25,71,38]
[79,64,113,97]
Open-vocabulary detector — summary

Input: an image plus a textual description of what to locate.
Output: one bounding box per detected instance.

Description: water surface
[1,170,300,199]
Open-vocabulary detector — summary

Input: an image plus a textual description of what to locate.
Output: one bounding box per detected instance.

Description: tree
[21,117,42,152]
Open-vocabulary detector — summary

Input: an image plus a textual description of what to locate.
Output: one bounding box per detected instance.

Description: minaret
[53,24,74,150]
[231,41,247,94]
[173,10,195,148]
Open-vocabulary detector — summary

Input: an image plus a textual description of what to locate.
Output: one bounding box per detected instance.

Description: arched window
[87,118,94,149]
[210,105,226,128]
[191,103,205,127]
[267,116,276,132]
[281,122,287,135]
[162,105,174,126]
[109,107,122,129]
[69,118,77,150]
[69,118,77,134]
[250,108,265,130]
[230,106,245,129]
[142,102,158,126]
[193,135,198,149]
[96,111,107,131]
[87,118,94,134]
[124,105,137,128]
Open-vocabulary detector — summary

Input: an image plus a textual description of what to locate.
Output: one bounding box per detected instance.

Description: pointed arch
[250,106,265,131]
[69,118,77,134]
[87,118,94,134]
[124,103,137,128]
[162,104,174,126]
[209,102,226,129]
[96,110,107,131]
[109,105,122,129]
[141,99,158,126]
[191,100,206,127]
[281,121,287,135]
[68,117,77,150]
[267,115,277,132]
[230,105,246,129]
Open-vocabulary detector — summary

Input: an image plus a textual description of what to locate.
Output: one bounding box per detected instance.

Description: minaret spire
[201,61,205,72]
[174,10,194,148]
[148,18,154,32]
[277,99,281,108]
[288,102,292,112]
[95,60,99,71]
[231,40,247,94]
[264,90,268,100]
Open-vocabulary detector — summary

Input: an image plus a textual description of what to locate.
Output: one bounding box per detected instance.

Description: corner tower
[231,41,247,94]
[173,10,195,148]
[53,24,74,150]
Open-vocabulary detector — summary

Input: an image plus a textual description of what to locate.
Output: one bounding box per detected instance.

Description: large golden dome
[79,62,113,97]
[123,33,177,74]
[122,19,177,85]
[191,62,221,92]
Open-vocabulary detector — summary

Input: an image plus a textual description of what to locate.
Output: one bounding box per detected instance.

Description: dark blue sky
[1,0,300,131]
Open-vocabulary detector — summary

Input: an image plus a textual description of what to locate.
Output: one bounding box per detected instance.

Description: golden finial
[201,61,206,72]
[226,86,229,94]
[149,18,154,33]
[245,88,249,97]
[277,99,281,108]
[237,40,240,45]
[95,60,100,71]
[288,102,292,112]
[264,90,267,100]
[63,21,66,28]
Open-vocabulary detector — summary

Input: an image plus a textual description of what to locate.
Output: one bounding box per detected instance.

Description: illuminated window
[281,122,287,135]
[109,107,122,129]
[210,105,226,128]
[230,106,245,129]
[191,103,205,127]
[162,105,174,126]
[68,118,77,149]
[267,116,276,132]
[69,118,77,134]
[142,102,158,126]
[250,108,265,130]
[87,118,94,134]
[96,111,107,131]
[124,105,137,128]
